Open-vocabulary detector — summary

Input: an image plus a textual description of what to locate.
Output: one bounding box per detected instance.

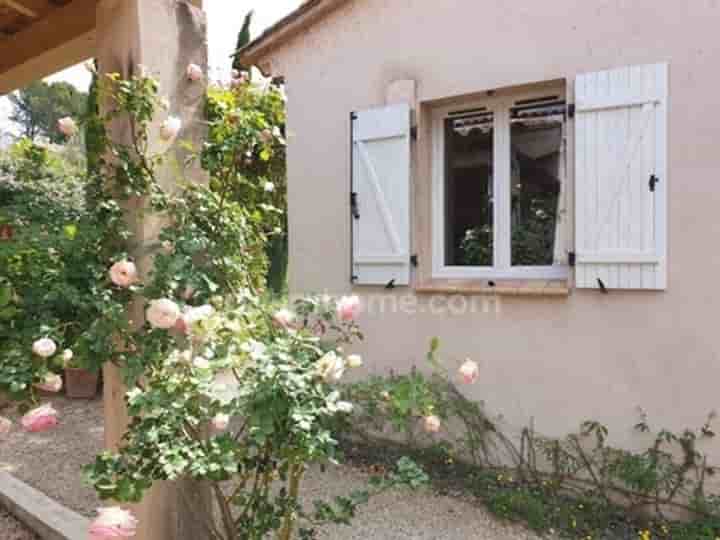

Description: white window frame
[431,91,570,280]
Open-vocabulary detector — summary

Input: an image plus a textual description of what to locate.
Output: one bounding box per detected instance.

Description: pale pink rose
[273,309,295,329]
[32,338,57,358]
[89,507,138,539]
[186,63,203,82]
[346,354,363,368]
[109,261,138,288]
[336,295,361,322]
[211,413,230,431]
[21,404,58,433]
[62,349,74,365]
[34,373,63,393]
[381,391,391,402]
[259,129,273,144]
[316,351,345,383]
[458,359,480,385]
[160,116,182,140]
[423,415,441,434]
[146,299,181,330]
[0,417,11,436]
[57,117,78,137]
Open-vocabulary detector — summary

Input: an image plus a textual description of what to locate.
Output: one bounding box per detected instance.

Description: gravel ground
[0,396,104,517]
[0,507,38,540]
[1,398,543,539]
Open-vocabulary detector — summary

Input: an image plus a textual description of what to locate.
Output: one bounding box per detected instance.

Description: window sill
[415,279,570,297]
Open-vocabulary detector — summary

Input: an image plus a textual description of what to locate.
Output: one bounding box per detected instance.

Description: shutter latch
[568,251,576,267]
[350,192,360,219]
[649,174,660,193]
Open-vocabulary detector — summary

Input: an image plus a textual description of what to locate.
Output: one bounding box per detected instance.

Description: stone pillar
[96,1,209,539]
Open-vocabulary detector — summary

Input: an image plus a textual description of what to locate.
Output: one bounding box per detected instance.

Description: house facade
[239,0,720,451]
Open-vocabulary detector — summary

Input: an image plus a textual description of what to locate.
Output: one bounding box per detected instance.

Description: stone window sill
[415,279,570,297]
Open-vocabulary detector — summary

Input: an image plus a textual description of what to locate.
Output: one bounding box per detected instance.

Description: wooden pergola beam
[2,0,37,18]
[0,0,96,91]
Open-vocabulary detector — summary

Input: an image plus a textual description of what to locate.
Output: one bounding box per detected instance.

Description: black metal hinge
[410,126,418,140]
[410,254,419,267]
[649,174,660,192]
[567,104,575,119]
[568,251,576,267]
[350,192,360,219]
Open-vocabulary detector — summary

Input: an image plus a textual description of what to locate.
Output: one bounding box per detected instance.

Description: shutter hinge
[350,112,358,120]
[568,251,576,267]
[410,254,419,267]
[351,274,358,283]
[649,174,660,192]
[567,103,575,119]
[410,126,418,140]
[350,192,360,219]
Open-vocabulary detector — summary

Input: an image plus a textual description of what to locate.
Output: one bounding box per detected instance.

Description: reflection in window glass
[510,110,563,266]
[444,111,494,266]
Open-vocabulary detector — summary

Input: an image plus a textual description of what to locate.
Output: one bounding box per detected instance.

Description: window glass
[510,104,563,266]
[444,111,494,266]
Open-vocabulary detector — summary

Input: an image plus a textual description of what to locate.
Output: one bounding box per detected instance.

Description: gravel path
[0,507,38,540]
[1,398,543,539]
[0,396,104,517]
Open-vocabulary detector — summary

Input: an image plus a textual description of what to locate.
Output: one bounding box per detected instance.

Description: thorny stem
[277,462,305,540]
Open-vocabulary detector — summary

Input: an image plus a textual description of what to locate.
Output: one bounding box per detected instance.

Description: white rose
[346,354,363,368]
[57,117,78,137]
[336,401,354,414]
[160,116,182,140]
[264,181,275,193]
[146,299,181,330]
[32,338,57,358]
[316,351,345,383]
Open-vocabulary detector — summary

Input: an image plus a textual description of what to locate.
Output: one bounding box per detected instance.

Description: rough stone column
[95,1,210,539]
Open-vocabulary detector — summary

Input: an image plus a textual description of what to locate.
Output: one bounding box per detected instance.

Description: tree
[8,80,87,143]
[231,10,254,73]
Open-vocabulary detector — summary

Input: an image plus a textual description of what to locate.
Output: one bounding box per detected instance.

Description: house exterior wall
[265,0,720,453]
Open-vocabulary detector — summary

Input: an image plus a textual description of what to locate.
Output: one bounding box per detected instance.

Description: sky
[1,0,302,134]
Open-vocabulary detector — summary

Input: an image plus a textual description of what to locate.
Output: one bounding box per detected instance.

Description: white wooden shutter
[351,104,411,286]
[575,63,668,290]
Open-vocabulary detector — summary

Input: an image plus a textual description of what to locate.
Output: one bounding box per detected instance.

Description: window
[432,89,569,280]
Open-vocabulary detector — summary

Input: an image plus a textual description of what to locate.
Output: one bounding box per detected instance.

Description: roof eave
[236,0,350,72]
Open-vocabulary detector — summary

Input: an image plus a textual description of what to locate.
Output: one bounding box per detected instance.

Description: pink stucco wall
[264,0,720,452]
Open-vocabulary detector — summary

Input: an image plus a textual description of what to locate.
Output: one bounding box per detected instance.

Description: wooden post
[96,1,210,539]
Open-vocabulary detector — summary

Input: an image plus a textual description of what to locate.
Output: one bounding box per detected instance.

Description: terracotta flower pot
[64,367,99,399]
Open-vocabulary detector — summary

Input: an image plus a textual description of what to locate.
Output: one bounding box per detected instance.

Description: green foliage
[8,80,88,143]
[232,11,254,73]
[344,340,720,539]
[204,79,288,294]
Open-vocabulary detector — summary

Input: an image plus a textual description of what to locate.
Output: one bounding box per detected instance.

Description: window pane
[444,112,494,266]
[510,109,563,266]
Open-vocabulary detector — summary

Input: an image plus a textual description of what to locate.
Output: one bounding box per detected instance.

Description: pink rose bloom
[273,309,295,329]
[32,338,57,358]
[57,117,78,137]
[336,295,361,322]
[423,415,441,434]
[146,299,181,330]
[211,413,230,431]
[0,416,11,436]
[21,404,58,433]
[458,359,480,384]
[160,116,182,140]
[109,260,138,288]
[259,129,273,144]
[34,373,63,393]
[186,63,203,82]
[89,507,138,539]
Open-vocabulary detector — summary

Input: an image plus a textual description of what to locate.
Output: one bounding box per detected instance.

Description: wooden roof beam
[2,0,37,18]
